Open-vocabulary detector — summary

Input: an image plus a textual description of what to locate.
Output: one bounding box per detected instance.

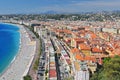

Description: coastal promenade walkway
[0,25,36,80]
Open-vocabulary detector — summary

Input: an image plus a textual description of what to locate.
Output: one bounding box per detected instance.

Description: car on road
[38,70,44,76]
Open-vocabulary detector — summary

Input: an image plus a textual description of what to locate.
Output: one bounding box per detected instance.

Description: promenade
[0,25,36,80]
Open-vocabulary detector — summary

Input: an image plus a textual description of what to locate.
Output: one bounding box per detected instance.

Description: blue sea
[0,23,20,75]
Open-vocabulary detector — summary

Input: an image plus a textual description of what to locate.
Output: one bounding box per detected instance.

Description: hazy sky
[0,0,120,14]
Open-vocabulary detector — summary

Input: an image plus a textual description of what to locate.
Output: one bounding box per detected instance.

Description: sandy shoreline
[0,24,36,80]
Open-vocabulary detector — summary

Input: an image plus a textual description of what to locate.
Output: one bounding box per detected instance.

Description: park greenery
[28,25,39,38]
[90,55,120,80]
[23,75,32,80]
[33,37,42,70]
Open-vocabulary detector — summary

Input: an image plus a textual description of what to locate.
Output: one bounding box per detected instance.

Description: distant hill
[42,10,59,14]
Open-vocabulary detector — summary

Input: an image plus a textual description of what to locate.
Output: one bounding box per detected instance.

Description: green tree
[23,75,32,80]
[103,57,111,63]
[91,55,120,80]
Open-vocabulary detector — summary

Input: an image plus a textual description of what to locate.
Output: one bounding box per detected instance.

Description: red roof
[84,56,96,62]
[92,47,103,53]
[63,29,72,34]
[75,53,96,62]
[73,38,86,43]
[75,53,84,60]
[71,48,79,54]
[112,48,120,55]
[90,33,97,39]
[56,29,63,33]
[66,59,71,65]
[79,43,91,50]
[49,69,57,78]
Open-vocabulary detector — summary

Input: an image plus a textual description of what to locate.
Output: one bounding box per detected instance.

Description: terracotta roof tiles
[49,69,57,78]
[71,48,79,53]
[92,47,103,53]
[79,43,91,50]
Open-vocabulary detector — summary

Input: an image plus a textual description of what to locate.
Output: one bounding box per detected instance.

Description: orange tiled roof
[72,32,80,36]
[75,54,96,62]
[113,42,120,48]
[73,38,86,42]
[92,47,103,53]
[63,29,72,34]
[80,33,85,37]
[90,40,100,45]
[84,56,96,62]
[76,53,84,60]
[106,45,114,51]
[94,54,108,58]
[112,48,120,55]
[79,43,91,50]
[56,29,63,33]
[71,48,79,54]
[90,33,97,39]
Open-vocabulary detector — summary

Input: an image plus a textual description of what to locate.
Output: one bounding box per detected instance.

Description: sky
[0,0,120,14]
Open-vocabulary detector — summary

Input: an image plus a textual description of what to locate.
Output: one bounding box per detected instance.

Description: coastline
[0,24,36,80]
[0,23,21,76]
